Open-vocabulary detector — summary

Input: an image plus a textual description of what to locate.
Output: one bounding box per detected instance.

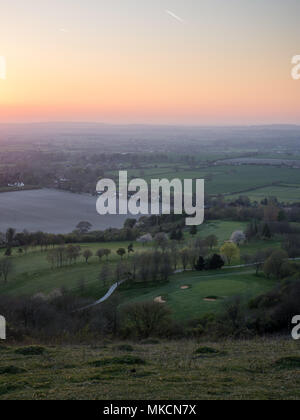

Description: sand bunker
[154,296,166,304]
[181,285,190,290]
[204,298,217,302]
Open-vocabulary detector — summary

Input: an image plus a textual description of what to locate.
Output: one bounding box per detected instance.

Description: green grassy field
[119,268,274,321]
[196,220,247,244]
[108,164,300,198]
[0,220,282,318]
[1,338,299,400]
[0,220,256,295]
[0,240,149,297]
[228,184,300,203]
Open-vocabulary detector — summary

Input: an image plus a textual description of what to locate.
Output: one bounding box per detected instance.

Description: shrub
[121,301,172,339]
[206,254,224,270]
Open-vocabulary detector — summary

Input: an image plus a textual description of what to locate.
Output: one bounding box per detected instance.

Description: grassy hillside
[118,268,274,321]
[0,219,282,322]
[0,338,299,400]
[0,220,250,297]
[0,240,148,297]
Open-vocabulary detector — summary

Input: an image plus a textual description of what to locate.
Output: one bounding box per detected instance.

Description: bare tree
[0,258,13,283]
[103,249,111,261]
[205,234,218,250]
[154,233,169,252]
[116,248,126,260]
[122,301,172,338]
[96,248,106,262]
[99,263,111,288]
[76,221,92,234]
[180,248,190,271]
[263,250,289,279]
[83,249,93,263]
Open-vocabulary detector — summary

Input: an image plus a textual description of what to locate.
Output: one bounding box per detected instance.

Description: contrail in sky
[165,10,185,24]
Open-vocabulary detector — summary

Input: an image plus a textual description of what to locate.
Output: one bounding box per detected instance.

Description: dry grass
[0,337,300,400]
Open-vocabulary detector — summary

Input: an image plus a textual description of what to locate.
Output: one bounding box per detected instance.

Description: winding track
[76,280,125,311]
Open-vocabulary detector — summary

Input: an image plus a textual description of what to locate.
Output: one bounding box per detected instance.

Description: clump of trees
[0,292,121,342]
[282,233,300,258]
[263,250,293,280]
[46,245,82,268]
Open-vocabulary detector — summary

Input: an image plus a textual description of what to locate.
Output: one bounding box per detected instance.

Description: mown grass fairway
[119,269,274,321]
[0,338,299,400]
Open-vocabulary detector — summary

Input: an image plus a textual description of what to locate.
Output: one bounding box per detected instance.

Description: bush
[121,301,172,339]
[0,293,120,343]
[206,254,224,270]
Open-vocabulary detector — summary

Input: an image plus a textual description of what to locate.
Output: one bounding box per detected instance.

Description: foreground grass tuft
[14,346,46,356]
[0,366,27,375]
[114,344,134,352]
[275,357,300,369]
[140,339,160,345]
[195,346,221,354]
[88,356,146,367]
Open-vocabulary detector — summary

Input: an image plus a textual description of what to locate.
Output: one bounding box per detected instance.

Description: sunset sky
[0,0,300,125]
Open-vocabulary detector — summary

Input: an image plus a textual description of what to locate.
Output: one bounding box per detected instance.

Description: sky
[0,0,300,125]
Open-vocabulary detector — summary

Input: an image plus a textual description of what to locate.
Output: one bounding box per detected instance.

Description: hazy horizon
[0,121,300,128]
